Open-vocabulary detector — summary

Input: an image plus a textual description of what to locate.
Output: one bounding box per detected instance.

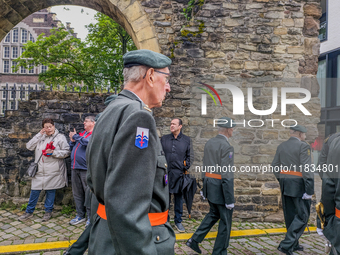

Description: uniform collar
[119,90,152,113]
[218,134,229,141]
[290,136,301,141]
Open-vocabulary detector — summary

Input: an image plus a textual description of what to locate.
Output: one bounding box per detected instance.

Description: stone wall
[0,0,322,222]
[0,91,108,206]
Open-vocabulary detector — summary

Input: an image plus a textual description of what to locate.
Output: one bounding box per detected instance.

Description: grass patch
[61,204,76,216]
[21,203,28,211]
[0,201,17,210]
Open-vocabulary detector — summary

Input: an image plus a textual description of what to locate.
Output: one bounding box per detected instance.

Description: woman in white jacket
[19,118,70,222]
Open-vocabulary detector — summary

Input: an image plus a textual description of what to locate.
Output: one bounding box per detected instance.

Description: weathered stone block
[230,60,244,69]
[274,27,288,35]
[304,3,322,19]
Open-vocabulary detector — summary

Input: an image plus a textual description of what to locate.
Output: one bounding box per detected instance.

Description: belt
[205,172,222,179]
[336,208,340,219]
[97,203,168,226]
[280,170,303,177]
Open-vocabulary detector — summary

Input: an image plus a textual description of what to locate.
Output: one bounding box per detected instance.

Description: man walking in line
[86,49,175,254]
[186,117,235,255]
[161,118,192,232]
[272,125,314,255]
[69,116,95,226]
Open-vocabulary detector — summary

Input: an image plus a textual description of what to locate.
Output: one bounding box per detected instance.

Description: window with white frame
[5,33,10,43]
[29,63,34,74]
[20,86,26,99]
[2,87,6,99]
[21,29,28,43]
[29,33,34,42]
[10,101,15,110]
[11,61,18,73]
[21,47,25,55]
[1,101,6,113]
[20,65,26,74]
[12,28,18,43]
[41,65,47,73]
[12,47,18,58]
[11,87,16,99]
[3,60,9,73]
[4,46,10,58]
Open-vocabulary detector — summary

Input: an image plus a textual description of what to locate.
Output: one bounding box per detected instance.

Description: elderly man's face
[84,118,95,132]
[151,67,171,108]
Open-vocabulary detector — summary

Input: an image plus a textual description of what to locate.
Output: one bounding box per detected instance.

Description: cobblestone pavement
[0,208,327,255]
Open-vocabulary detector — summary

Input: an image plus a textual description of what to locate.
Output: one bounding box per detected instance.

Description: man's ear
[146,68,155,87]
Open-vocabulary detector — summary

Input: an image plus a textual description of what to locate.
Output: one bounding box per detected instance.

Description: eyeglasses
[143,69,171,84]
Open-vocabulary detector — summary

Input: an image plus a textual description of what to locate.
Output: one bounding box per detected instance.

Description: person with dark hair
[19,118,70,222]
[69,116,96,227]
[161,118,192,232]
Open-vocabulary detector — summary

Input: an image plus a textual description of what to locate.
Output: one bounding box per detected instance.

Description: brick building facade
[0,8,76,115]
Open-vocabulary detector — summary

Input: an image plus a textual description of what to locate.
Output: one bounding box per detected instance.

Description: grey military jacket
[202,134,235,205]
[321,135,340,253]
[86,90,175,255]
[271,137,314,198]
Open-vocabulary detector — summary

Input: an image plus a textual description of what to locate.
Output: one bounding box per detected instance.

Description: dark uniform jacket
[202,134,234,205]
[272,137,314,198]
[86,90,175,255]
[161,132,192,193]
[318,132,340,179]
[321,135,340,253]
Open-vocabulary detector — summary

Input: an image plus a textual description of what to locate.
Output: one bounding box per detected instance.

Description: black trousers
[280,195,311,251]
[191,200,233,255]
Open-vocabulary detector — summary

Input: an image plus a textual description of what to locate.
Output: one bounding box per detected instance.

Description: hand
[225,203,234,210]
[45,149,54,154]
[40,128,46,135]
[302,193,312,200]
[69,128,76,142]
[200,191,205,200]
[316,228,324,236]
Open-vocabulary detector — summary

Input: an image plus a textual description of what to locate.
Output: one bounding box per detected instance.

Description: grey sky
[50,5,97,41]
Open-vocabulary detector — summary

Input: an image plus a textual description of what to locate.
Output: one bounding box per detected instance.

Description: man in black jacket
[161,118,192,232]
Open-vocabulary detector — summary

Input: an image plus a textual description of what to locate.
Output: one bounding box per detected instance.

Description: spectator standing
[19,118,70,222]
[69,116,95,226]
[161,118,192,232]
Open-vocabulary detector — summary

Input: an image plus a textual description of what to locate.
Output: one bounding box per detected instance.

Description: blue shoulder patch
[135,127,149,149]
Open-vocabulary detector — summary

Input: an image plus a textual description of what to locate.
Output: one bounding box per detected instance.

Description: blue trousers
[26,189,56,213]
[169,192,183,224]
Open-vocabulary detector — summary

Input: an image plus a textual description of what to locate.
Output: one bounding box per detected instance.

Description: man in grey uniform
[318,132,340,254]
[86,49,175,255]
[186,117,235,255]
[272,125,314,255]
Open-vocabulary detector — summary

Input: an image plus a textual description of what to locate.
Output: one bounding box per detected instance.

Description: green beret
[217,117,236,128]
[290,125,307,133]
[104,94,118,106]
[123,49,171,69]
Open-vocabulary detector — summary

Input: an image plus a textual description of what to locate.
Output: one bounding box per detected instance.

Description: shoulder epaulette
[143,105,152,112]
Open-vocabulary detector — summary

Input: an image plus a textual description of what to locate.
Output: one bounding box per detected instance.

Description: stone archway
[0,0,160,51]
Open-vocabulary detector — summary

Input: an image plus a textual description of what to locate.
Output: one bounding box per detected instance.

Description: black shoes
[293,245,304,251]
[186,238,202,254]
[277,246,294,255]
